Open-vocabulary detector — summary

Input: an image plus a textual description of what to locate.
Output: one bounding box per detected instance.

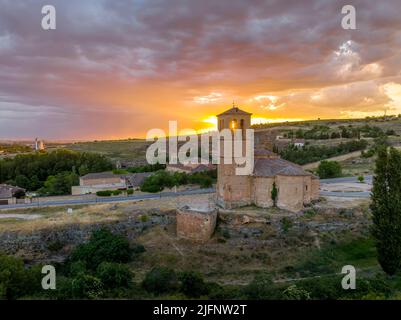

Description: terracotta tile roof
[123,172,153,187]
[80,172,116,180]
[167,163,215,173]
[0,184,25,199]
[253,158,312,177]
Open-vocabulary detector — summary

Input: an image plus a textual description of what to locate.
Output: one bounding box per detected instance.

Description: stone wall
[311,177,320,200]
[0,209,175,262]
[176,207,217,242]
[253,176,275,207]
[276,175,305,212]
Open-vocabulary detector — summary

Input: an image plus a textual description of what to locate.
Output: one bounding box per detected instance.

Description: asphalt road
[0,188,215,210]
[320,175,373,184]
[0,175,373,210]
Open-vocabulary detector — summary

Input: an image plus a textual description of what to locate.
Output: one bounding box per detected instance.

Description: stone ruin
[176,205,218,242]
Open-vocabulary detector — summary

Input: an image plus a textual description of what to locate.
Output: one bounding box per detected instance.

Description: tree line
[0,149,113,195]
[279,139,368,165]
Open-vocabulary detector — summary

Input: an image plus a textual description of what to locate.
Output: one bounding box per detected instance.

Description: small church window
[230,119,237,129]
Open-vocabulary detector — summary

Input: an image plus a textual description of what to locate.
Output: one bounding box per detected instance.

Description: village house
[0,184,25,205]
[71,172,153,195]
[216,106,319,212]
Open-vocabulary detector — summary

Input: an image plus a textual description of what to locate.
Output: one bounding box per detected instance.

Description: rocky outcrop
[0,209,176,263]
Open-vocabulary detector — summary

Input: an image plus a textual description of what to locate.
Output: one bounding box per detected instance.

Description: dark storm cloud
[0,0,400,138]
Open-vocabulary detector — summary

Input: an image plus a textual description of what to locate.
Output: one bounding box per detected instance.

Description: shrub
[297,276,343,299]
[358,175,365,183]
[47,240,65,252]
[71,274,103,299]
[69,228,132,270]
[317,160,342,179]
[179,271,208,298]
[142,267,179,295]
[96,190,112,197]
[96,262,133,289]
[68,260,87,276]
[282,285,311,300]
[0,254,42,299]
[281,217,293,233]
[132,244,146,255]
[127,189,134,195]
[243,272,278,300]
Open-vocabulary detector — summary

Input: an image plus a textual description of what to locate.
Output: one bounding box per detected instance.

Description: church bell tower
[216,105,253,209]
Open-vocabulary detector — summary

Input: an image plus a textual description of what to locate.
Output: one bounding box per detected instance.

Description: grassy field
[64,139,151,164]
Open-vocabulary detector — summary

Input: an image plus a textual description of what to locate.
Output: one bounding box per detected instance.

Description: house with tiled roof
[71,171,154,195]
[0,184,25,205]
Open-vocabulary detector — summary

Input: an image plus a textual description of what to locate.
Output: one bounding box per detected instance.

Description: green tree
[243,272,277,300]
[71,274,103,299]
[316,161,342,179]
[271,182,278,207]
[69,228,132,270]
[15,175,30,189]
[39,172,79,195]
[0,254,41,299]
[371,147,401,275]
[96,262,133,289]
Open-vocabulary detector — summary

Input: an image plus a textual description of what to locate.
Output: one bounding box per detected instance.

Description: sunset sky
[1,0,401,140]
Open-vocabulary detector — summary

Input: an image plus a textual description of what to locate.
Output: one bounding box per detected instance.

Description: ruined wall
[176,208,217,242]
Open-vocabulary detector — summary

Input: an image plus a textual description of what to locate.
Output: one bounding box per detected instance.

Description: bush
[142,267,179,295]
[140,170,216,193]
[243,272,278,300]
[0,254,41,299]
[317,160,342,179]
[282,285,311,300]
[96,262,133,289]
[132,244,146,255]
[68,260,87,277]
[71,274,103,299]
[358,175,365,183]
[297,276,343,299]
[281,217,293,233]
[96,190,112,197]
[179,271,208,298]
[69,228,132,270]
[127,189,134,195]
[112,190,122,196]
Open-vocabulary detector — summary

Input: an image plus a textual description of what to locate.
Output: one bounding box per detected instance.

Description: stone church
[216,106,320,212]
